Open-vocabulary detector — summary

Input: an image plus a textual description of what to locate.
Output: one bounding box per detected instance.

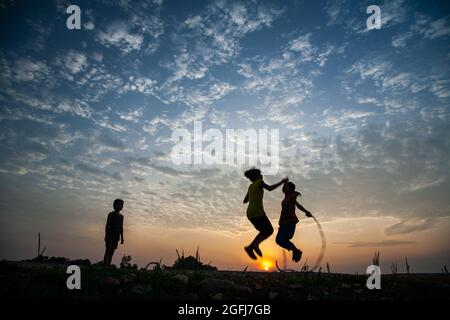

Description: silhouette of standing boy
[103,199,124,266]
[276,182,312,262]
[243,168,288,260]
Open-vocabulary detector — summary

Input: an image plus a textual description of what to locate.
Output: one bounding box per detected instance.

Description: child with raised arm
[103,199,124,266]
[275,182,312,262]
[243,168,288,260]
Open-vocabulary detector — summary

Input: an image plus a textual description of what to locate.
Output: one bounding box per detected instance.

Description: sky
[0,0,449,273]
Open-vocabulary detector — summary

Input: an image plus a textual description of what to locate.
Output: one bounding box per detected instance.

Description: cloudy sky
[0,0,449,273]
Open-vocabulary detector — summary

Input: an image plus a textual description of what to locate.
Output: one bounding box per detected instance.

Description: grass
[1,260,449,300]
[2,244,449,300]
[405,257,410,274]
[372,251,380,266]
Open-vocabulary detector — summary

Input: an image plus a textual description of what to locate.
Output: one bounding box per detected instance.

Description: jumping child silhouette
[275,182,312,262]
[243,168,288,260]
[103,199,124,266]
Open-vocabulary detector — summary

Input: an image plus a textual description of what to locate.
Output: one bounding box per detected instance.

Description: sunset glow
[260,259,274,272]
[0,0,448,276]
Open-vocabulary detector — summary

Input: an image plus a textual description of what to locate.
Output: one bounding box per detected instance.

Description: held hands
[305,211,313,218]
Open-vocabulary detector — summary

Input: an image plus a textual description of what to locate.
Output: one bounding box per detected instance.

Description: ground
[0,260,449,300]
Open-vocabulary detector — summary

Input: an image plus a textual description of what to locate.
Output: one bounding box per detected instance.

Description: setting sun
[260,259,274,271]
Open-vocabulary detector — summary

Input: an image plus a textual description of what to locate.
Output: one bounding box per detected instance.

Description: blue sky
[0,0,449,271]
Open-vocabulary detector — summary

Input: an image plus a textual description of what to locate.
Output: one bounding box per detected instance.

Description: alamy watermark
[66,265,81,289]
[170,121,280,175]
[66,5,81,30]
[366,265,381,289]
[367,5,382,30]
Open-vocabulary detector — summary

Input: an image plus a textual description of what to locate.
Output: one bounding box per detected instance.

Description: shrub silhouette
[120,255,138,269]
[169,247,217,271]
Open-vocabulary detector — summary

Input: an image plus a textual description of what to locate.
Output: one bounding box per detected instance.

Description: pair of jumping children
[243,168,312,262]
[102,169,311,266]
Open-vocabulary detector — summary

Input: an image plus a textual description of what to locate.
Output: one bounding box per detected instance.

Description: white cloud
[289,34,315,61]
[143,105,210,136]
[430,80,450,98]
[123,76,156,95]
[118,107,144,123]
[14,58,48,82]
[84,21,95,30]
[326,0,409,34]
[385,218,437,235]
[57,99,92,119]
[325,0,346,26]
[392,15,450,48]
[356,97,379,105]
[63,50,88,74]
[97,21,143,53]
[392,31,413,48]
[321,109,375,131]
[422,17,450,39]
[185,82,235,107]
[91,52,103,63]
[163,1,283,86]
[380,0,409,28]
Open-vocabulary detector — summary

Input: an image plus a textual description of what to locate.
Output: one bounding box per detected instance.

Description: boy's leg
[108,248,116,265]
[276,224,297,251]
[109,239,119,265]
[103,248,109,265]
[249,216,273,249]
[104,241,112,265]
[245,216,273,259]
[285,224,303,262]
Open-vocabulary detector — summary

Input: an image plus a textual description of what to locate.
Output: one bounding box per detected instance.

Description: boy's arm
[296,202,312,217]
[243,192,249,204]
[120,216,124,244]
[262,177,288,191]
[105,213,111,240]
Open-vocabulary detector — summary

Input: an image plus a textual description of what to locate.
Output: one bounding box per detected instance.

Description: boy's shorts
[105,234,119,250]
[249,215,274,235]
[276,223,297,241]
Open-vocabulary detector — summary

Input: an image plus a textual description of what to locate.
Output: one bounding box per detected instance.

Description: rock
[254,283,263,290]
[269,291,279,299]
[238,285,252,295]
[130,284,152,295]
[120,273,136,285]
[173,274,189,285]
[199,279,236,294]
[211,292,223,300]
[102,276,120,287]
[288,284,303,289]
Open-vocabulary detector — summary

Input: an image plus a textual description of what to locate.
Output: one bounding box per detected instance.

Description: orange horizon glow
[259,258,274,271]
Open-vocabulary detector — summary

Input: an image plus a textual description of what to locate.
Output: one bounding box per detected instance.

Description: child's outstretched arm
[262,177,288,191]
[243,192,249,204]
[296,201,312,217]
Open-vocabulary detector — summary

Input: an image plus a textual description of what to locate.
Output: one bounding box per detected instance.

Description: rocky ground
[0,260,449,300]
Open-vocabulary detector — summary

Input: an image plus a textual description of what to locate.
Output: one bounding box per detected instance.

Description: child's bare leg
[276,224,302,262]
[109,248,115,265]
[103,247,111,265]
[250,227,273,249]
[246,216,273,258]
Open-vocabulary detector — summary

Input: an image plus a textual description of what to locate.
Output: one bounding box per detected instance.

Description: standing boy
[103,199,124,266]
